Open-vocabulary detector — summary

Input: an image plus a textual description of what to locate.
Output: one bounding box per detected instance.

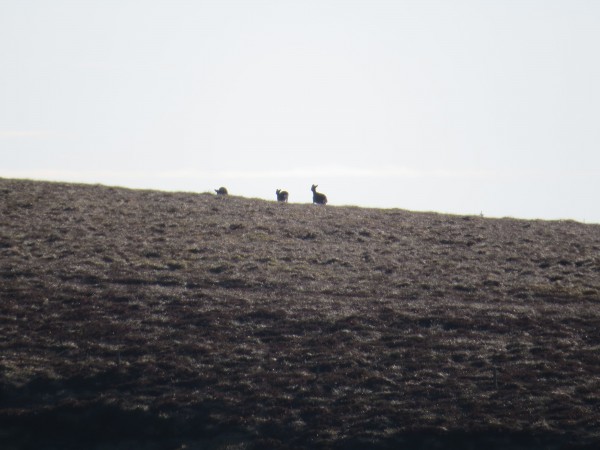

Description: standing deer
[276,189,289,202]
[311,184,327,205]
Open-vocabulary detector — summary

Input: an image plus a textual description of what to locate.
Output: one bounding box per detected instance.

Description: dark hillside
[1,178,599,449]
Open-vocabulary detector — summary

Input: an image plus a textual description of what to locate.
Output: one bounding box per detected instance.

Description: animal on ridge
[276,189,289,202]
[311,184,327,205]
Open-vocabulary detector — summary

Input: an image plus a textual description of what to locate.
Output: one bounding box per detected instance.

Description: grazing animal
[311,184,327,205]
[215,187,228,195]
[276,189,289,202]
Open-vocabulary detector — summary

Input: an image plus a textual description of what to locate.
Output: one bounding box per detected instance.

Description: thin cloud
[2,166,596,184]
[0,169,149,182]
[0,130,68,139]
[0,167,560,182]
[156,167,497,180]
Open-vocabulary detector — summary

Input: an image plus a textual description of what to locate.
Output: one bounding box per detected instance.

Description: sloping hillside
[1,178,599,449]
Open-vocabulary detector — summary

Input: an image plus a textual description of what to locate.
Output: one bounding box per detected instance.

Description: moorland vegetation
[1,178,599,449]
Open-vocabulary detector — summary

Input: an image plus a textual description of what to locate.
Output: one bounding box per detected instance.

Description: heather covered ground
[1,178,599,449]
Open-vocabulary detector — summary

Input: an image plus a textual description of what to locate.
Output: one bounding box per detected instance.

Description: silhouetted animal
[215,187,228,195]
[311,184,327,205]
[276,189,289,202]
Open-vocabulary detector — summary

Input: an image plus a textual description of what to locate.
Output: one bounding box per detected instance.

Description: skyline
[2,164,597,223]
[2,1,599,222]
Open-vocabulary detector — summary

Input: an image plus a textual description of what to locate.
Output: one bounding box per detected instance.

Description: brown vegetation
[1,178,599,449]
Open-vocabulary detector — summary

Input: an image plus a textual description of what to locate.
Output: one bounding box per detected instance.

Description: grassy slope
[1,178,599,449]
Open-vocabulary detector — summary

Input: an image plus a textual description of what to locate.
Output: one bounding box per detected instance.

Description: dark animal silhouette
[311,184,327,205]
[215,187,228,195]
[276,189,289,202]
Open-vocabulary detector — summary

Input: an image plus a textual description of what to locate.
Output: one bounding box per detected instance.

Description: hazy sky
[2,1,599,222]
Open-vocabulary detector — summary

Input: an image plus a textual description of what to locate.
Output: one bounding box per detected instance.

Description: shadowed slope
[1,178,599,449]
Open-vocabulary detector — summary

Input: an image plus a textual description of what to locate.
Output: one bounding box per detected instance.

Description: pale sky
[1,1,599,222]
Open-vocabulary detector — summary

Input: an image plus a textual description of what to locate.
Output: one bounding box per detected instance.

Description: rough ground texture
[1,178,599,449]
